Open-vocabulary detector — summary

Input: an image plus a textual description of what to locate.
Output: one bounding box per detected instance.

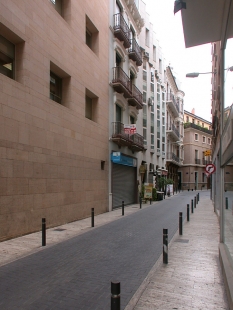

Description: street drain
[54,228,66,232]
[175,239,189,243]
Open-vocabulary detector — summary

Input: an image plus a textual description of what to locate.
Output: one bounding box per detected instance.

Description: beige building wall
[0,0,109,240]
[180,111,212,190]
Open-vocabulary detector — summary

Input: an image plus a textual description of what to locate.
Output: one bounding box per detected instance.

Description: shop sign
[144,185,152,199]
[111,152,136,167]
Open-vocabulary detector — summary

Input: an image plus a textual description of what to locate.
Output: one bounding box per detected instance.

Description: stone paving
[0,190,229,309]
[126,192,229,310]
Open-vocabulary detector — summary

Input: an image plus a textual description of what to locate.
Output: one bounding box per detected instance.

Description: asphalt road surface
[0,191,200,310]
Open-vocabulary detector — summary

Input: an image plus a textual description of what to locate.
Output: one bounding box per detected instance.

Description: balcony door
[116,104,122,123]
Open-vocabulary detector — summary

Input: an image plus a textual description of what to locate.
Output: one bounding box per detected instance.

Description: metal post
[187,204,190,222]
[179,212,183,235]
[226,197,228,209]
[91,208,94,227]
[150,198,152,205]
[42,218,46,246]
[196,194,198,205]
[122,201,124,216]
[111,282,120,310]
[198,192,200,202]
[140,196,142,209]
[191,199,194,213]
[194,197,196,208]
[163,228,168,264]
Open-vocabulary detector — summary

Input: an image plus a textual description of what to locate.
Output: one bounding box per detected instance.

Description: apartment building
[137,1,168,190]
[166,66,184,190]
[0,0,109,240]
[179,110,212,190]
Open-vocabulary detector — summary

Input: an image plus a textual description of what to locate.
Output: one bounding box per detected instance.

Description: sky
[144,0,233,122]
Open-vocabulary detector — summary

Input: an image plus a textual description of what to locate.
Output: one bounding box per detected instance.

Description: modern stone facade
[0,0,109,240]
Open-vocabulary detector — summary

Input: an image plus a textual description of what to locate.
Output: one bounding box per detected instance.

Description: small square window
[101,161,105,170]
[203,136,206,143]
[85,89,98,122]
[208,138,211,144]
[50,72,62,104]
[86,15,99,55]
[194,133,198,141]
[50,0,62,15]
[0,35,15,79]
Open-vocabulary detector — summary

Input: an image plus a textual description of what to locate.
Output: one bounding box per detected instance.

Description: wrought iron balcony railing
[111,122,144,151]
[112,67,131,98]
[128,38,142,66]
[167,152,181,164]
[166,123,180,139]
[166,94,180,114]
[128,84,143,109]
[113,13,131,48]
[195,158,201,164]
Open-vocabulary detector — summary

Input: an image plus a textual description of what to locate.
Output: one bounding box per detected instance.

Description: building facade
[0,0,109,240]
[180,110,212,190]
[109,0,144,209]
[166,66,184,190]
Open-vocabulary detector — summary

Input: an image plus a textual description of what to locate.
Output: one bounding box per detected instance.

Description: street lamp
[186,66,233,78]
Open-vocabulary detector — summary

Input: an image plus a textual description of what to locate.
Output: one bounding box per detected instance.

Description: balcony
[111,122,144,151]
[195,158,201,165]
[113,13,131,48]
[166,123,180,141]
[112,67,132,98]
[128,84,143,109]
[184,122,213,135]
[128,38,142,66]
[166,94,179,118]
[129,133,144,152]
[202,159,212,165]
[167,152,182,166]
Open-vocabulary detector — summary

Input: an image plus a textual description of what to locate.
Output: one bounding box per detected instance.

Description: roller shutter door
[112,163,136,209]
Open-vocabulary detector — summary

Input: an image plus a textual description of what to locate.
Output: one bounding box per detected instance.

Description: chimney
[191,108,195,115]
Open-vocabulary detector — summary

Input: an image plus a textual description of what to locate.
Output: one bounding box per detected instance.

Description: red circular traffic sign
[205,164,216,174]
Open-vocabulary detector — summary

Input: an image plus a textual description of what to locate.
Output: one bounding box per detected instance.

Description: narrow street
[0,191,200,310]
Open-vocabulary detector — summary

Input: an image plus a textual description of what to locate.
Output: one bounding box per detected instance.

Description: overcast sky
[145,0,233,122]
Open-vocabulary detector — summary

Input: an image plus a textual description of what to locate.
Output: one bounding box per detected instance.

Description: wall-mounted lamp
[186,66,233,78]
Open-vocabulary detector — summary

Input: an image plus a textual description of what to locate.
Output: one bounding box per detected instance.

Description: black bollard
[191,199,194,213]
[194,197,196,208]
[42,218,46,246]
[111,282,120,310]
[198,192,200,202]
[179,212,183,235]
[163,228,168,264]
[122,201,124,216]
[140,196,142,209]
[150,198,152,205]
[196,195,198,205]
[226,197,228,210]
[187,204,190,222]
[91,208,94,227]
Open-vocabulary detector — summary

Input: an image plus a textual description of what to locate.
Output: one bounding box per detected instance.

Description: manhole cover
[54,228,66,232]
[175,239,189,243]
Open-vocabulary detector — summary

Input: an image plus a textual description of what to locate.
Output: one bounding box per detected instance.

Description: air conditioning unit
[148,98,154,106]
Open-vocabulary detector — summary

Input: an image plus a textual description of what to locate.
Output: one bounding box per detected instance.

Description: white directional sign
[205,164,216,175]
